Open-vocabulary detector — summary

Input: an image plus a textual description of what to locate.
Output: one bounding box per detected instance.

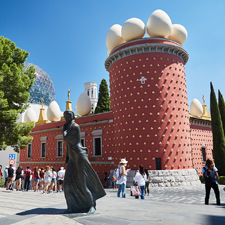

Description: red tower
[105,38,192,170]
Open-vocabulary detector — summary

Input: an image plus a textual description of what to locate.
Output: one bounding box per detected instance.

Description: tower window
[41,142,46,157]
[27,143,32,158]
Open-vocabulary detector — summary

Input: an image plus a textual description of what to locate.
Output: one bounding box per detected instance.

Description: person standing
[144,168,151,196]
[33,167,40,192]
[16,166,23,191]
[7,164,14,190]
[133,165,147,200]
[4,166,8,188]
[50,168,57,193]
[43,166,52,194]
[39,167,45,192]
[24,166,31,191]
[117,159,131,198]
[202,159,220,205]
[57,167,65,192]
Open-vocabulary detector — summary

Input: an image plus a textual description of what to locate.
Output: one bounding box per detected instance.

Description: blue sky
[0,0,225,110]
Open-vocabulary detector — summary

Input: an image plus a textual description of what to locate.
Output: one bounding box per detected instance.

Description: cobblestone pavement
[0,184,225,225]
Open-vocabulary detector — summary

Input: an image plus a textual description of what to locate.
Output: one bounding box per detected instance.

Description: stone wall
[109,169,201,188]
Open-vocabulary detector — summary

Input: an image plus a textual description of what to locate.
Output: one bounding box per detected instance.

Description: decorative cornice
[105,41,189,71]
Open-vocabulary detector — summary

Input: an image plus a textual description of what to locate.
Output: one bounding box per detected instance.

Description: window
[87,89,89,96]
[57,141,63,157]
[91,89,93,97]
[93,137,102,156]
[202,147,206,161]
[81,138,85,147]
[155,158,161,170]
[41,142,46,157]
[27,143,32,158]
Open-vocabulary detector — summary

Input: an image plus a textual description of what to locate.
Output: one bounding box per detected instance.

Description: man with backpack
[202,159,220,205]
[24,166,31,191]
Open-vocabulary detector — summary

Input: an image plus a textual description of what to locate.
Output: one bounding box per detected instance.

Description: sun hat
[120,158,128,164]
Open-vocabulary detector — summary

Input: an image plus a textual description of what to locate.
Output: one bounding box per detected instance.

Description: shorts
[51,178,56,182]
[39,178,44,182]
[34,179,39,182]
[113,181,117,185]
[58,180,64,185]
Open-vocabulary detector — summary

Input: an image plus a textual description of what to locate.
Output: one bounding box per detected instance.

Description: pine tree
[0,36,36,152]
[95,79,110,114]
[218,90,225,136]
[210,82,225,175]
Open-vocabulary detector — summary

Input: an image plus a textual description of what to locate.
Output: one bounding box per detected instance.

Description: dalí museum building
[17,10,213,187]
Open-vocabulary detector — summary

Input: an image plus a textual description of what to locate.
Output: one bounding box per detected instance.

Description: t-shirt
[25,169,31,177]
[4,169,8,178]
[202,166,218,184]
[8,167,14,178]
[45,171,52,183]
[58,170,65,180]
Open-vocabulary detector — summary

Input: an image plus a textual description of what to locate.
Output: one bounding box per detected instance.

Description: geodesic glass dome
[24,62,55,106]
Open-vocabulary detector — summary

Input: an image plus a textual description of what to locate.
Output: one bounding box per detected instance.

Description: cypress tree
[218,90,225,136]
[210,82,225,175]
[0,36,36,152]
[95,79,110,114]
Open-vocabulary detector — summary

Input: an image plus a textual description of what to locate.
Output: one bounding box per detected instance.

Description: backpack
[113,167,122,180]
[203,167,215,185]
[25,169,31,177]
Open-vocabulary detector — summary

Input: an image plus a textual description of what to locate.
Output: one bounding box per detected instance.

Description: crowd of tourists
[113,158,225,204]
[1,157,225,204]
[3,165,66,194]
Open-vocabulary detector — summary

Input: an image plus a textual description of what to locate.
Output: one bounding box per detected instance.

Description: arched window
[91,89,93,98]
[87,89,89,96]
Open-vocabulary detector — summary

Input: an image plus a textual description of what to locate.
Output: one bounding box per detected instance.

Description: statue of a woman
[63,110,106,214]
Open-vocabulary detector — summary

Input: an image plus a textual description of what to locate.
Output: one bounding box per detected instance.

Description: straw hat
[120,158,128,164]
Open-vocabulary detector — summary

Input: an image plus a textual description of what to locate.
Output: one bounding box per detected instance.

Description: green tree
[95,79,110,114]
[0,36,36,152]
[218,90,225,136]
[210,82,225,175]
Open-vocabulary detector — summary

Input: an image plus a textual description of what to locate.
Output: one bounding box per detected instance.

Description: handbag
[130,185,141,196]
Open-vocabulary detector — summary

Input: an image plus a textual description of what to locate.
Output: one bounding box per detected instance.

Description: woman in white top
[117,159,131,198]
[133,165,147,199]
[43,166,52,194]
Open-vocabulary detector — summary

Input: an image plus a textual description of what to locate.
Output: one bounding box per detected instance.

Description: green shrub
[199,175,204,183]
[218,176,225,185]
[0,178,5,187]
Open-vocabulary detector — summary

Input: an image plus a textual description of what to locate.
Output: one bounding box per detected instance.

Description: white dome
[168,24,187,45]
[106,24,125,51]
[122,18,145,42]
[24,108,36,122]
[190,99,203,117]
[107,49,111,56]
[147,9,172,38]
[76,92,92,116]
[47,101,61,122]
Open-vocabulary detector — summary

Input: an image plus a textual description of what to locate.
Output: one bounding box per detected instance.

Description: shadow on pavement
[16,208,65,215]
[205,215,225,225]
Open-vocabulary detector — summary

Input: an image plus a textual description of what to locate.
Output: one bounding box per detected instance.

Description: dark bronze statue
[63,110,106,214]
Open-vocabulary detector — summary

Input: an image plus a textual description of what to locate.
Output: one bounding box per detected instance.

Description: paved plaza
[0,184,225,225]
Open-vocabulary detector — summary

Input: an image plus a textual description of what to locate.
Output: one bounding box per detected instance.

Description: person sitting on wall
[202,159,220,205]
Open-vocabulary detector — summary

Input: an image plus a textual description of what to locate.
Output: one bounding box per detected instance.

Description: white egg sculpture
[106,24,125,51]
[47,101,61,122]
[168,24,187,45]
[190,99,203,117]
[107,49,111,56]
[122,18,145,42]
[24,108,36,122]
[147,9,172,38]
[76,92,92,116]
